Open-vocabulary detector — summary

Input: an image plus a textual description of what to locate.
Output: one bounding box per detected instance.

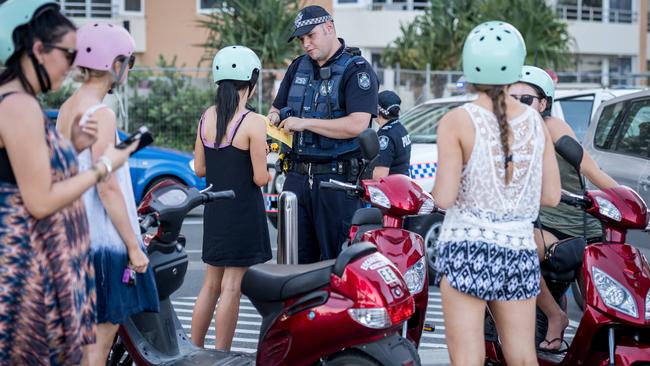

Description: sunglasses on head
[118,54,136,70]
[511,94,542,106]
[44,44,77,67]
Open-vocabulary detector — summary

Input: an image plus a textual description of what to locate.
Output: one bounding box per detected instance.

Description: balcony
[556,4,636,24]
[56,0,118,18]
[369,0,429,11]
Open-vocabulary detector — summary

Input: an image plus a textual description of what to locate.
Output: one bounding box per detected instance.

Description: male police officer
[267,5,378,264]
[372,90,411,179]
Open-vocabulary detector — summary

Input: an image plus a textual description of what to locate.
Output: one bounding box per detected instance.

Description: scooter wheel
[325,352,381,366]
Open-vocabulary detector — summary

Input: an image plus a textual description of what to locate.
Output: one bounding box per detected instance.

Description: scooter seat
[242,260,336,302]
[351,207,383,225]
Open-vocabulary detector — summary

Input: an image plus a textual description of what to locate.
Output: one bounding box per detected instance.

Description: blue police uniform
[376,119,411,176]
[273,39,378,263]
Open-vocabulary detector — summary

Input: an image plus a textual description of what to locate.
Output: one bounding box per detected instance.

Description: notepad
[264,116,293,148]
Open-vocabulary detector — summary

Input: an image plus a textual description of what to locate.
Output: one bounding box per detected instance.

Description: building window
[198,0,227,13]
[57,0,115,18]
[124,0,141,12]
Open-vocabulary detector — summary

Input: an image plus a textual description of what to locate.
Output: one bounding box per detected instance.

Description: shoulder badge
[379,135,390,150]
[357,72,371,90]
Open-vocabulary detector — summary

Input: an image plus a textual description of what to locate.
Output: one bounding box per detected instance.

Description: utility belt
[284,158,360,182]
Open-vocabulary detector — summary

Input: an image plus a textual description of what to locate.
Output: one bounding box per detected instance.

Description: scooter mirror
[555,135,584,173]
[359,128,379,161]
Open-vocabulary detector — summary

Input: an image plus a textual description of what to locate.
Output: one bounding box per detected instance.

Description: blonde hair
[73,67,110,83]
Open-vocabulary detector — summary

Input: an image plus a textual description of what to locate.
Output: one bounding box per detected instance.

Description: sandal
[537,336,569,354]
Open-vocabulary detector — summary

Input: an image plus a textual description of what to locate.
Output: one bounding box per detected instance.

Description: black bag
[542,237,586,273]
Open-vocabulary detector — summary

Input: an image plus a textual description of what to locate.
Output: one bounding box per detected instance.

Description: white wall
[334,9,421,49]
[566,21,638,56]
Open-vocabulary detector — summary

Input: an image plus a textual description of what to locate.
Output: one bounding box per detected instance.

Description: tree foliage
[197,0,304,68]
[127,56,213,151]
[382,0,573,71]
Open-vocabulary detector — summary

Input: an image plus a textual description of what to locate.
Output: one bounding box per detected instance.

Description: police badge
[357,72,371,90]
[379,135,389,150]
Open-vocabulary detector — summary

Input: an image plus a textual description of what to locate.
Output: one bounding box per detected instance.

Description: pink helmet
[75,22,135,71]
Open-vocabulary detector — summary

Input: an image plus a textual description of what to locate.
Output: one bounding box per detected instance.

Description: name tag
[294,76,308,85]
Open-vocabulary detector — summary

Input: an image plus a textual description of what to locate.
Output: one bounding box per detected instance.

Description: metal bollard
[276,191,298,265]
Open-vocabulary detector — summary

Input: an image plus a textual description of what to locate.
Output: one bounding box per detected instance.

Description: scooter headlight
[418,198,435,215]
[348,308,391,329]
[646,289,650,320]
[368,186,391,209]
[189,159,196,173]
[404,257,426,294]
[592,267,638,318]
[595,196,621,221]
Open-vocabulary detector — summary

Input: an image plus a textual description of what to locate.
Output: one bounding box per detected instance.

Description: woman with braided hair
[432,21,560,365]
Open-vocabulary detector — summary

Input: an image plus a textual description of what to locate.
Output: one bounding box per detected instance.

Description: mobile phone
[116,126,154,155]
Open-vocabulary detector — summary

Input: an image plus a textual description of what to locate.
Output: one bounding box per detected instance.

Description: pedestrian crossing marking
[172,288,577,353]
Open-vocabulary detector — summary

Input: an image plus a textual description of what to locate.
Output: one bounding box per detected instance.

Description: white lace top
[437,103,546,251]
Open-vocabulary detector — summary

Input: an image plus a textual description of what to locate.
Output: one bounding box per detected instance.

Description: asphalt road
[168,211,597,360]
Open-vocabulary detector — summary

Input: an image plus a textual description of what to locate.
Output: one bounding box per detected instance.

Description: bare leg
[191,265,225,347]
[86,322,120,365]
[533,229,569,350]
[440,276,487,366]
[215,267,247,351]
[489,298,538,365]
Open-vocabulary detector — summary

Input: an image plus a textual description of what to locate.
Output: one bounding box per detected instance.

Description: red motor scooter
[108,180,421,366]
[485,136,650,365]
[320,129,433,347]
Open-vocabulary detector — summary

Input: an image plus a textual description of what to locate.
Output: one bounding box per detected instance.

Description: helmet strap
[109,58,129,92]
[28,53,51,94]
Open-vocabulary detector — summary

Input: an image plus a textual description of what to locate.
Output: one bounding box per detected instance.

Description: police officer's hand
[267,111,281,125]
[278,117,305,133]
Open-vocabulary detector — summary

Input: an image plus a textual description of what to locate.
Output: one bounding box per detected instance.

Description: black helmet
[378,90,401,117]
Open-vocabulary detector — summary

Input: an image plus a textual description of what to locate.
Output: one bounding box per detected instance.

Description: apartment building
[332,0,649,86]
[56,0,330,68]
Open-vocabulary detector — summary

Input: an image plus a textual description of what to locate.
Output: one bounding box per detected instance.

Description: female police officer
[373,90,411,179]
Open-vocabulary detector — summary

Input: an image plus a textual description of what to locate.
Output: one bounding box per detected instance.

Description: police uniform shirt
[273,38,378,117]
[376,119,411,176]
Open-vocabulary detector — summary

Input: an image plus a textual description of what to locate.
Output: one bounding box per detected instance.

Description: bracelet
[90,164,103,183]
[97,155,113,182]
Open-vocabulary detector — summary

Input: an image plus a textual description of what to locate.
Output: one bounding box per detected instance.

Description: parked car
[45,110,206,203]
[582,89,650,248]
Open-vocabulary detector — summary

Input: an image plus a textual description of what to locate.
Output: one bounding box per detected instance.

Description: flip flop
[537,337,569,354]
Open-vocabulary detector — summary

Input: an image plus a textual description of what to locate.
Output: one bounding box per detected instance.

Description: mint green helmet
[520,65,555,99]
[0,0,59,63]
[212,46,261,84]
[462,21,526,85]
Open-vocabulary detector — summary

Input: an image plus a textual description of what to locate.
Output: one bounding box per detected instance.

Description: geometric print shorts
[434,240,541,301]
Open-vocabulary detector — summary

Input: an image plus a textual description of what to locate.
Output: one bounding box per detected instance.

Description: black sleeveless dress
[200,110,272,267]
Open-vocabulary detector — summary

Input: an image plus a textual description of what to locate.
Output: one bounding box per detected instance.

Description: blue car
[45,110,206,203]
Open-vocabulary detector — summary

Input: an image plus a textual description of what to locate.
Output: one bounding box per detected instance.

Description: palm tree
[197,0,304,111]
[382,0,573,97]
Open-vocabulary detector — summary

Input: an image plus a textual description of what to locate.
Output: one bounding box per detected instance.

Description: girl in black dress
[190,45,272,351]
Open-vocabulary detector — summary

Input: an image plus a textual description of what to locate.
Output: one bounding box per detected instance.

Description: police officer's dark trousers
[283,171,363,264]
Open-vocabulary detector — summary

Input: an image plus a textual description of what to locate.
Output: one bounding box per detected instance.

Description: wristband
[97,155,113,181]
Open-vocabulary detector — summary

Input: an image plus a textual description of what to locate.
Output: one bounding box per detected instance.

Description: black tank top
[0,92,17,184]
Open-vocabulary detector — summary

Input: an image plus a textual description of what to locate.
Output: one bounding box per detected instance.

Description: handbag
[542,236,587,273]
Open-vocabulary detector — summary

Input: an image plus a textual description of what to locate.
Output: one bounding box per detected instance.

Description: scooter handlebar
[139,214,158,233]
[319,179,362,194]
[203,190,236,203]
[560,190,589,208]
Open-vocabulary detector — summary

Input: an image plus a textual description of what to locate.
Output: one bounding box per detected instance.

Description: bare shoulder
[438,106,471,135]
[543,116,577,141]
[93,106,117,128]
[245,112,268,130]
[0,93,43,129]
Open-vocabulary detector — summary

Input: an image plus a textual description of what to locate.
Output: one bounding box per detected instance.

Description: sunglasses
[118,54,136,70]
[511,94,542,106]
[44,44,77,66]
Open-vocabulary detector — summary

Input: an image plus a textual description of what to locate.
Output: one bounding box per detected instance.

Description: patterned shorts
[434,240,541,301]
